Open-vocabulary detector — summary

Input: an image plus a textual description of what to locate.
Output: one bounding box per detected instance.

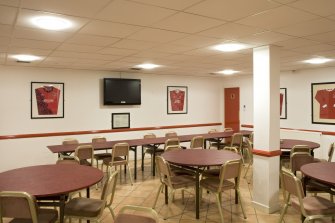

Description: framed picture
[112,113,130,129]
[311,82,335,125]
[31,82,64,119]
[280,88,287,119]
[167,86,188,114]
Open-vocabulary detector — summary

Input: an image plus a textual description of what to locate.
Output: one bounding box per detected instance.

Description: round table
[162,149,241,219]
[280,139,320,150]
[0,164,103,223]
[301,162,335,187]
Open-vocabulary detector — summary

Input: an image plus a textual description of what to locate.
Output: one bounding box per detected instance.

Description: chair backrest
[101,171,118,208]
[224,128,233,132]
[231,133,243,148]
[208,129,217,134]
[218,159,242,191]
[248,132,254,143]
[56,158,80,165]
[164,138,180,150]
[62,138,79,145]
[328,142,334,162]
[116,205,159,223]
[290,145,310,155]
[165,145,182,152]
[112,143,129,160]
[289,152,314,174]
[143,133,156,139]
[245,139,253,163]
[92,136,107,144]
[75,145,94,165]
[280,169,306,215]
[155,156,173,188]
[0,191,38,222]
[222,146,238,153]
[190,136,204,149]
[165,131,177,137]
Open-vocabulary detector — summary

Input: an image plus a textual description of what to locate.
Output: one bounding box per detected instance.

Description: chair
[92,136,112,170]
[165,144,182,152]
[291,145,311,154]
[114,205,159,223]
[315,142,334,162]
[209,128,233,149]
[103,143,133,185]
[152,156,195,219]
[141,133,164,172]
[165,131,177,137]
[207,129,218,149]
[190,136,204,149]
[289,151,315,176]
[222,146,238,153]
[243,139,253,183]
[164,138,180,151]
[62,138,79,145]
[278,168,335,223]
[221,133,244,163]
[0,191,58,223]
[64,171,118,222]
[200,159,246,223]
[75,145,94,166]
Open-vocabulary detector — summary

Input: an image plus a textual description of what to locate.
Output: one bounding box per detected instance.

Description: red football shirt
[170,90,185,111]
[35,86,60,115]
[315,89,335,119]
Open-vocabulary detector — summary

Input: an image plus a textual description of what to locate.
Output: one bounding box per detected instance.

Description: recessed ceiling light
[12,54,42,62]
[217,69,240,75]
[135,63,160,69]
[31,16,72,30]
[304,57,332,64]
[212,43,246,52]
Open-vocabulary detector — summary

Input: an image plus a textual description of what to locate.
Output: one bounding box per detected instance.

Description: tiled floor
[90,159,334,223]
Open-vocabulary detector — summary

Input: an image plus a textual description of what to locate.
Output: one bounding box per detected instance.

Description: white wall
[0,65,223,171]
[222,67,335,160]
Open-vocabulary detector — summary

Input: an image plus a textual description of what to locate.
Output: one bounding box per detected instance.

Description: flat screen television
[103,78,141,105]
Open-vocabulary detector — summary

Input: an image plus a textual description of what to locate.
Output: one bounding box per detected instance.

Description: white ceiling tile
[239,31,292,45]
[96,0,176,26]
[198,22,264,39]
[289,0,335,17]
[111,39,157,50]
[292,44,335,54]
[57,43,102,53]
[7,46,52,56]
[50,51,123,61]
[272,0,299,4]
[0,36,11,46]
[20,0,110,18]
[237,6,317,30]
[276,18,335,37]
[129,0,202,10]
[0,0,20,7]
[0,24,12,37]
[79,20,141,38]
[170,35,220,47]
[133,50,172,59]
[151,12,224,34]
[150,44,194,54]
[16,9,89,32]
[98,47,138,56]
[13,27,73,42]
[305,31,335,43]
[11,38,60,50]
[0,5,17,25]
[185,0,280,21]
[66,34,120,47]
[127,28,187,43]
[275,38,319,49]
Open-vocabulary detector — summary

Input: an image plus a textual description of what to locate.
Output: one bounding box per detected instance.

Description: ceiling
[1,0,335,77]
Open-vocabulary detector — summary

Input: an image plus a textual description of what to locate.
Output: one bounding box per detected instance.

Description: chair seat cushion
[115,213,156,223]
[202,168,220,177]
[94,153,111,160]
[163,175,195,189]
[9,208,58,223]
[64,197,104,218]
[80,159,92,166]
[291,196,335,215]
[200,178,235,192]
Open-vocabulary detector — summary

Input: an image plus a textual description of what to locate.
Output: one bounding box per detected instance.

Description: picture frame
[167,86,188,114]
[112,113,130,129]
[311,82,335,125]
[31,82,64,119]
[280,88,287,119]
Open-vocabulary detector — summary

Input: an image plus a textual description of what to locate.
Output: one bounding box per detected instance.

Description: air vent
[130,67,142,71]
[16,60,31,63]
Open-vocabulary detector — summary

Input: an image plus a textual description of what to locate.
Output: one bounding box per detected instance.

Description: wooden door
[224,87,240,131]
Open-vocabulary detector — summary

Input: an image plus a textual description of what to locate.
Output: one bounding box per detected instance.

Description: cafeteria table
[0,164,103,223]
[162,149,241,219]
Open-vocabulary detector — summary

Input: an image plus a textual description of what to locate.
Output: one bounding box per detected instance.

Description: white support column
[252,45,281,213]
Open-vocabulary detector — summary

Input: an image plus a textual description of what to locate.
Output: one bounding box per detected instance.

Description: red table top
[161,149,241,167]
[280,139,320,150]
[0,165,103,197]
[47,130,253,154]
[301,162,335,186]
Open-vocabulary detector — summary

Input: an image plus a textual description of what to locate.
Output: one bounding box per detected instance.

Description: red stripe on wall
[0,122,222,140]
[253,149,282,157]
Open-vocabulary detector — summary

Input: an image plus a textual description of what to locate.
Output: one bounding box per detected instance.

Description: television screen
[103,78,141,105]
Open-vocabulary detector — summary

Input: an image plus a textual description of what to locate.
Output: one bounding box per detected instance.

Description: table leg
[133,146,137,180]
[165,185,168,204]
[59,195,66,223]
[152,145,158,176]
[196,167,200,219]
